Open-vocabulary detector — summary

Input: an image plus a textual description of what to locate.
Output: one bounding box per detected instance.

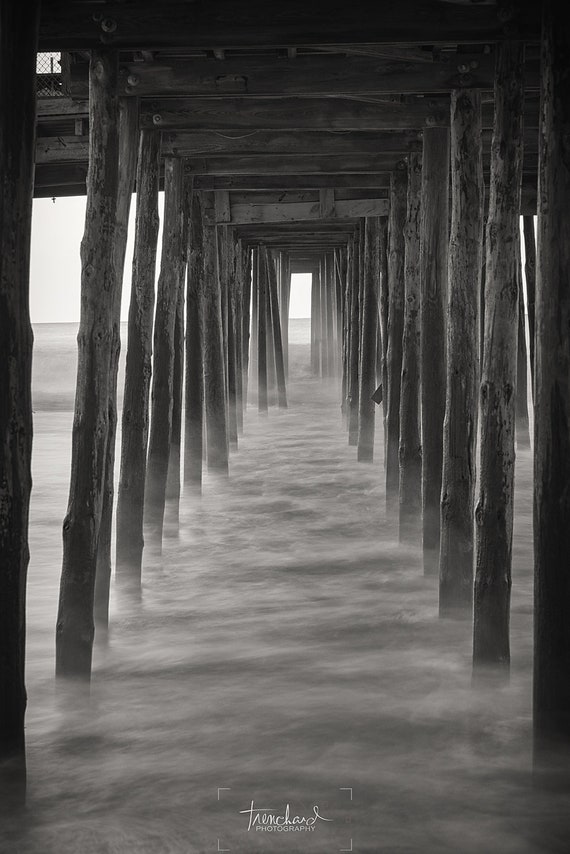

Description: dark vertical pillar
[348,228,361,445]
[242,246,252,407]
[116,130,160,583]
[0,0,39,791]
[358,218,380,462]
[522,215,536,376]
[439,90,484,614]
[326,252,336,378]
[225,231,239,447]
[515,234,530,447]
[250,247,259,404]
[234,237,245,434]
[257,246,269,414]
[144,157,185,545]
[533,1,570,766]
[201,192,229,473]
[311,271,321,375]
[378,220,389,448]
[265,248,288,409]
[184,191,204,492]
[320,257,329,377]
[420,128,449,574]
[94,98,138,627]
[473,41,524,672]
[399,153,423,542]
[386,168,408,516]
[57,50,120,680]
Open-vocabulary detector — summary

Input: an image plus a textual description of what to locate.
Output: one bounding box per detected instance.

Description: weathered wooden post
[348,228,361,445]
[341,243,352,424]
[386,168,408,515]
[234,237,245,433]
[279,251,291,379]
[202,191,229,472]
[265,261,278,406]
[257,245,269,414]
[320,257,329,377]
[144,157,185,545]
[56,49,121,680]
[265,248,288,409]
[225,231,239,446]
[358,218,380,462]
[473,41,524,673]
[0,0,40,792]
[116,130,160,583]
[533,0,570,768]
[241,246,252,407]
[94,98,138,627]
[522,215,536,375]
[399,153,423,542]
[184,191,204,492]
[378,219,389,442]
[166,177,191,525]
[249,247,259,404]
[420,128,449,573]
[311,271,321,375]
[439,90,484,614]
[325,252,336,378]
[515,234,530,447]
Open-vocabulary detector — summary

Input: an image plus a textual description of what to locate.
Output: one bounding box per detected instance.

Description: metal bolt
[101,17,117,33]
[127,74,140,87]
[152,114,163,125]
[457,63,470,74]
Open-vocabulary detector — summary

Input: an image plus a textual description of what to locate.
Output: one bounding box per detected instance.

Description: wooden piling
[234,237,245,433]
[241,246,252,406]
[399,152,423,542]
[184,191,205,492]
[202,192,230,472]
[250,248,259,403]
[116,130,160,583]
[225,231,239,446]
[533,0,570,765]
[522,215,536,375]
[473,41,524,672]
[386,168,408,516]
[257,246,269,413]
[56,49,121,680]
[311,271,321,375]
[94,98,138,627]
[357,218,380,462]
[439,90,484,614]
[515,234,530,447]
[144,157,185,545]
[265,248,288,409]
[348,229,361,445]
[378,220,389,443]
[420,128,449,574]
[0,0,39,783]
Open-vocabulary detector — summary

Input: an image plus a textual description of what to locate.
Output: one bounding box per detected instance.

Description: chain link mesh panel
[36,52,63,97]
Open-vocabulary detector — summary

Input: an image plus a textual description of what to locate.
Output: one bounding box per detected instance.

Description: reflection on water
[2,323,568,853]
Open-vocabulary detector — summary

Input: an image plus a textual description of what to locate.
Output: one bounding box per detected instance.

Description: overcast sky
[30,195,312,323]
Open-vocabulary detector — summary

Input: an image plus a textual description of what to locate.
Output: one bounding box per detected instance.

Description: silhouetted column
[420,128,449,573]
[184,191,204,492]
[358,218,380,462]
[265,248,288,409]
[473,41,524,673]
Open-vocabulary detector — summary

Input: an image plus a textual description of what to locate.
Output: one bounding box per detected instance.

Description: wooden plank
[196,174,391,191]
[214,189,231,222]
[319,189,335,218]
[187,153,408,175]
[142,96,450,132]
[162,129,422,157]
[39,1,540,51]
[68,51,504,99]
[228,198,387,224]
[36,97,88,118]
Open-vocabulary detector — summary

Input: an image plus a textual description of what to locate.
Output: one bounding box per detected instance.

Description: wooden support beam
[228,198,388,224]
[143,96,449,132]
[515,236,530,447]
[311,271,320,376]
[257,248,269,414]
[420,126,449,575]
[320,189,336,219]
[196,174,390,191]
[325,252,336,377]
[215,190,231,223]
[94,98,138,628]
[38,2,540,51]
[398,151,422,542]
[184,191,205,492]
[0,0,39,789]
[386,169,407,515]
[188,153,408,176]
[56,49,120,680]
[224,230,239,446]
[357,218,380,461]
[69,52,510,100]
[241,247,252,408]
[201,192,229,472]
[533,0,570,765]
[265,249,288,409]
[116,130,160,581]
[439,90,484,615]
[144,157,185,545]
[473,41,525,673]
[522,216,536,375]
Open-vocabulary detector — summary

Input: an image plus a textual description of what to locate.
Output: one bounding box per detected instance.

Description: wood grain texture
[184,191,205,491]
[473,41,525,671]
[116,130,160,581]
[419,127,449,575]
[533,0,570,760]
[398,152,422,542]
[56,50,120,680]
[357,218,380,461]
[439,90,484,615]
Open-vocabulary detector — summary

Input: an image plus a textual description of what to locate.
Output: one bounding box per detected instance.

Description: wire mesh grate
[36,52,64,97]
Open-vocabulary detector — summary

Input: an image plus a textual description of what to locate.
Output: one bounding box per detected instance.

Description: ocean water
[1,320,567,853]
